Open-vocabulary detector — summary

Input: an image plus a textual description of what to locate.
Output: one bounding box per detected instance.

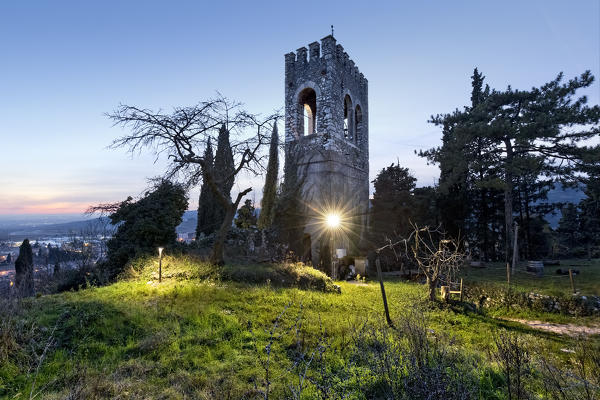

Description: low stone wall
[464,284,600,316]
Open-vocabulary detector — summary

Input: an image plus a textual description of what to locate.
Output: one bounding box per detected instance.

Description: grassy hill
[1,256,598,399]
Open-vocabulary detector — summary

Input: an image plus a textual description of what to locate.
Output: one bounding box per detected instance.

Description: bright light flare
[158,247,164,257]
[326,213,341,229]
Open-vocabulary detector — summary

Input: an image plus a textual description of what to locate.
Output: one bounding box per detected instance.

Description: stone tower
[284,35,369,267]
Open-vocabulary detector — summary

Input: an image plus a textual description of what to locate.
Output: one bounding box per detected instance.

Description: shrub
[102,180,188,278]
[125,255,341,293]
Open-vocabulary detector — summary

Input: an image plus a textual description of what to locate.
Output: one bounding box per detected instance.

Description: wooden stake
[376,256,393,327]
[506,262,510,288]
[459,278,464,302]
[569,268,575,294]
[511,222,519,274]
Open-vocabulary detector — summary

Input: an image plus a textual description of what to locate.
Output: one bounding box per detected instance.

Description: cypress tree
[257,122,279,229]
[196,138,218,236]
[14,238,34,296]
[273,141,306,257]
[213,124,235,230]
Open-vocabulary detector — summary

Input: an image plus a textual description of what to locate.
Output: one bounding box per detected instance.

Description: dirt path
[505,318,600,337]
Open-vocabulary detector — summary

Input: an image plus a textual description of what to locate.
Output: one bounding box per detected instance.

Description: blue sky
[0,0,598,215]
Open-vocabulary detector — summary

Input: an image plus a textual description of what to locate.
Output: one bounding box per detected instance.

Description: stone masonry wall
[284,36,369,267]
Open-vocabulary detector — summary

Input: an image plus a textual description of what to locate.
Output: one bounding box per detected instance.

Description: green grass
[1,256,596,398]
[461,258,600,297]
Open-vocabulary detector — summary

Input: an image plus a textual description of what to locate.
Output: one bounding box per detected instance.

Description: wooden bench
[527,260,544,277]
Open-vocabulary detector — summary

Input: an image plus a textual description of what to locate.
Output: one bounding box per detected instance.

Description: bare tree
[410,224,465,301]
[380,223,465,302]
[107,96,280,265]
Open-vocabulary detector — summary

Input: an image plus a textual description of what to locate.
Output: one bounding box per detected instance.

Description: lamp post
[158,247,164,282]
[325,213,341,279]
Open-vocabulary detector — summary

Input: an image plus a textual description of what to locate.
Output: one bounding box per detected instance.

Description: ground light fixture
[158,247,164,282]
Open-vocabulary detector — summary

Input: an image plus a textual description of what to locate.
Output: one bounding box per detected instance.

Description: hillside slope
[1,257,595,399]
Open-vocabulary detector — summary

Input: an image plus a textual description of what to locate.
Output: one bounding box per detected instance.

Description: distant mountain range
[543,186,585,228]
[0,216,113,240]
[0,187,585,240]
[0,211,199,241]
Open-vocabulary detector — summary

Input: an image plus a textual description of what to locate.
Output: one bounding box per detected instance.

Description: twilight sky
[0,0,598,216]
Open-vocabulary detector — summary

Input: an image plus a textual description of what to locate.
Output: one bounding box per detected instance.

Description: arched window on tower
[343,95,353,140]
[298,88,317,136]
[355,105,362,145]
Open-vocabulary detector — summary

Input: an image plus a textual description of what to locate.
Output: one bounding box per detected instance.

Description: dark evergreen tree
[213,124,235,230]
[196,138,218,237]
[513,155,555,259]
[558,203,579,250]
[273,141,308,258]
[105,180,188,277]
[424,70,600,263]
[422,68,504,259]
[370,164,417,240]
[257,122,279,229]
[579,177,600,259]
[413,186,440,228]
[235,199,257,229]
[14,238,34,296]
[519,215,552,259]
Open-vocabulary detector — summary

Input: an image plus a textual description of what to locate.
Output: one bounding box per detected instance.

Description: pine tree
[196,138,218,237]
[257,122,279,229]
[235,199,257,229]
[422,68,504,259]
[424,70,600,263]
[513,155,554,259]
[213,124,235,229]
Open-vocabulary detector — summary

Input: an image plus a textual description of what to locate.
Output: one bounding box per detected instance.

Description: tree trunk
[504,139,515,264]
[427,276,437,301]
[504,187,514,263]
[210,205,236,265]
[524,186,532,260]
[481,187,489,261]
[209,189,251,265]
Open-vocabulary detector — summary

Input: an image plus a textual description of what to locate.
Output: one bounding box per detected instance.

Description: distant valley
[0,186,586,240]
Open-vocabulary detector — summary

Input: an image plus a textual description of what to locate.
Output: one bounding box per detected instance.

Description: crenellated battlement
[284,36,367,89]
